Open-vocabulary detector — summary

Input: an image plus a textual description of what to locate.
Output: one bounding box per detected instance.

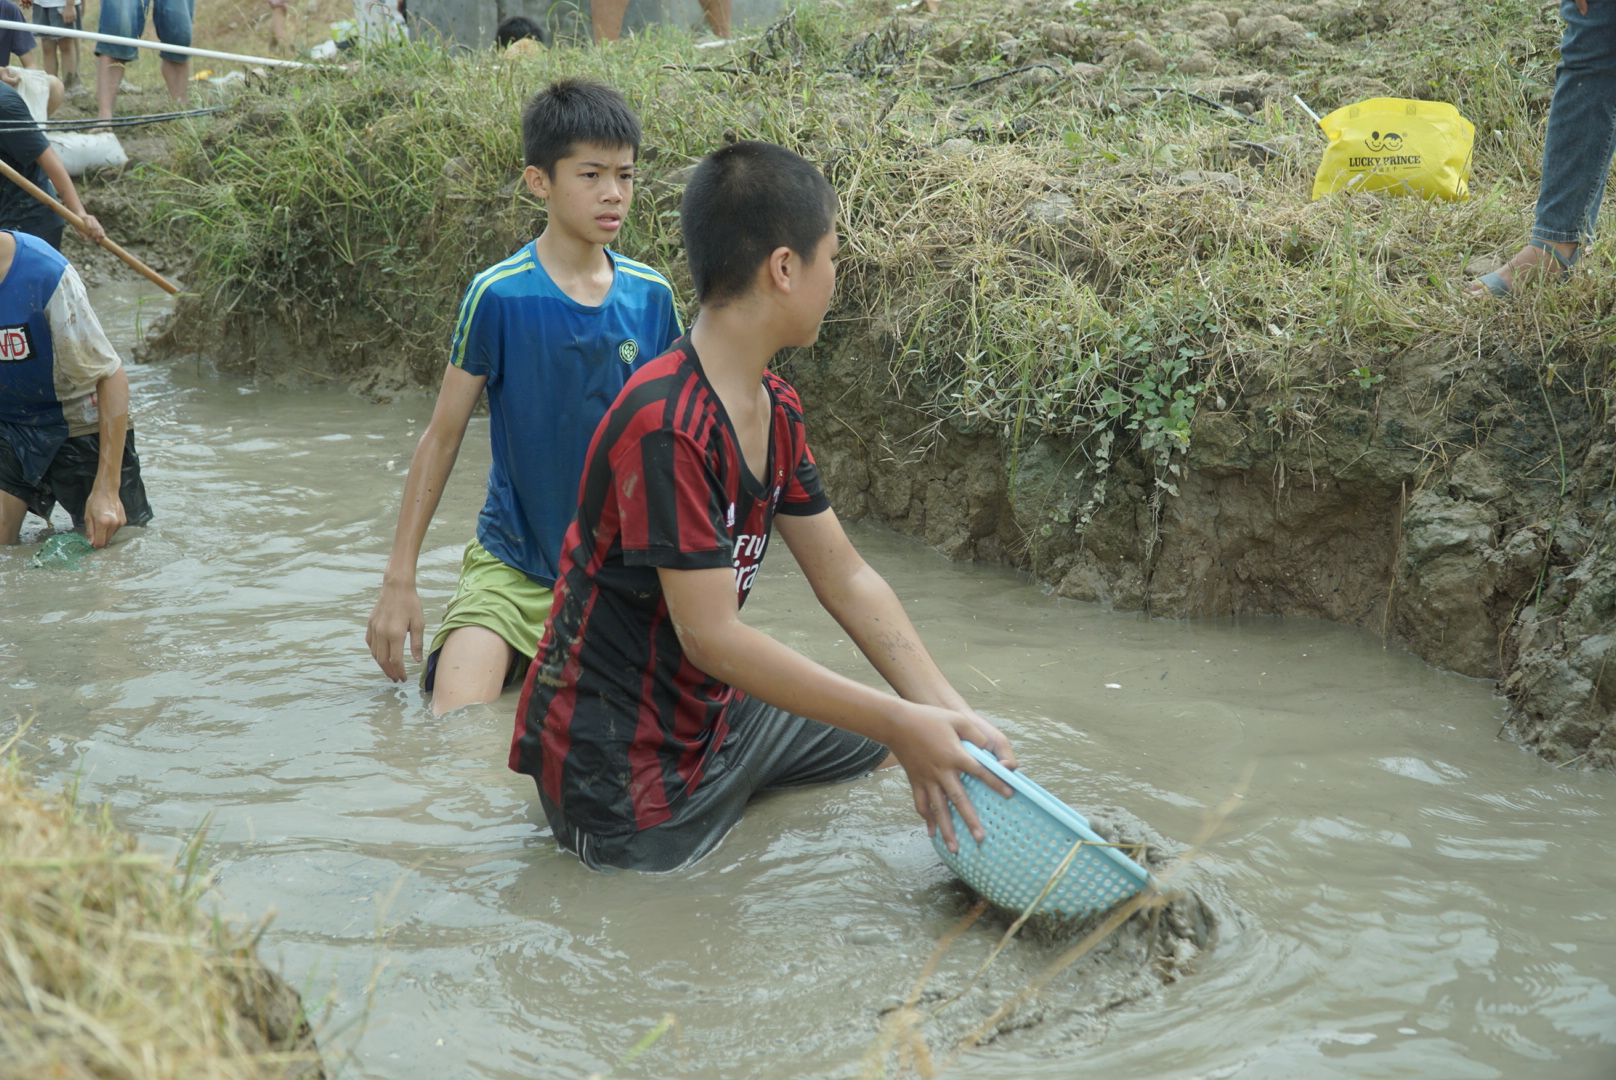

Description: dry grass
[0,731,324,1080]
[71,0,354,65]
[144,0,1613,451]
[187,0,355,57]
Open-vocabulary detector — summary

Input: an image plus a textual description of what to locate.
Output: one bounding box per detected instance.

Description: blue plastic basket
[931,743,1150,921]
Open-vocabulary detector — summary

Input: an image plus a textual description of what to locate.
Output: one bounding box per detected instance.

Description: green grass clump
[151,0,1613,456]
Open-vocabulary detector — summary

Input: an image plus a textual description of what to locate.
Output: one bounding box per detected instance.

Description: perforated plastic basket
[932,743,1149,920]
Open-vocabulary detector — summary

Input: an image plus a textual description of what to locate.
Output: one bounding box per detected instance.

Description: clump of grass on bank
[150,0,1613,455]
[0,743,323,1080]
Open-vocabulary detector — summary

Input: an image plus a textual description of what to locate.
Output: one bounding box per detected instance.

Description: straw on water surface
[0,744,323,1080]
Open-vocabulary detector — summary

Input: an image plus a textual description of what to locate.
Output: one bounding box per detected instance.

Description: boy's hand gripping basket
[932,743,1149,920]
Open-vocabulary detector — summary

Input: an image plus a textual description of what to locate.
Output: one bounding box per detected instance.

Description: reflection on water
[2,282,1613,1079]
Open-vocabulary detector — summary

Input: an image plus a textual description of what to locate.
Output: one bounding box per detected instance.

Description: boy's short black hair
[522,79,640,175]
[497,15,549,47]
[680,141,837,307]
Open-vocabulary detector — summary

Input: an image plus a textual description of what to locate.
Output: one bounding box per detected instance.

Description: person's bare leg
[159,58,187,104]
[1467,238,1580,295]
[95,54,122,121]
[268,5,286,48]
[45,75,63,117]
[429,625,516,716]
[697,0,731,39]
[60,39,77,88]
[41,40,58,78]
[0,490,29,544]
[591,0,629,42]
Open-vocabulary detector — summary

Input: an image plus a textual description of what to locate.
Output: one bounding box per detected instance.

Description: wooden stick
[0,157,178,294]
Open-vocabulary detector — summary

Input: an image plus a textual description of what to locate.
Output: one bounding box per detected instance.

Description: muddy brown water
[3,282,1614,1079]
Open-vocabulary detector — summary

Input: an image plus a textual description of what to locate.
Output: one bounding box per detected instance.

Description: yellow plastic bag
[1311,97,1475,202]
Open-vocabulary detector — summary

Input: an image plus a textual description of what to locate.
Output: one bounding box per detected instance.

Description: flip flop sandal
[1476,237,1580,296]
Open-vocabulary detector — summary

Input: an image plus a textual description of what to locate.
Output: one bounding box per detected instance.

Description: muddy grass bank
[0,750,325,1079]
[128,0,1613,767]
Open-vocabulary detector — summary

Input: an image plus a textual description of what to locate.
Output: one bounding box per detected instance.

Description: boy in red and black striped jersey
[510,141,1018,872]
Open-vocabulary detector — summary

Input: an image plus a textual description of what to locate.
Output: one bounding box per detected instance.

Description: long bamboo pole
[0,20,308,69]
[0,157,178,294]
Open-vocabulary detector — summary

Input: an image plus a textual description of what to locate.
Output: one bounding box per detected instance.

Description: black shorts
[5,218,65,251]
[0,428,153,528]
[35,218,64,252]
[539,694,890,873]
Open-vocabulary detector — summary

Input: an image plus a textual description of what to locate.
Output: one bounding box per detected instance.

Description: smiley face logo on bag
[1315,98,1473,202]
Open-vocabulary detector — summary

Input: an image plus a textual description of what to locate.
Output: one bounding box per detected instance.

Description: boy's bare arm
[777,507,1015,766]
[367,362,487,682]
[83,366,128,548]
[36,147,104,243]
[658,564,1014,852]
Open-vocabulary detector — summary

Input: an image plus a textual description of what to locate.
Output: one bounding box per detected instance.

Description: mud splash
[893,807,1231,1060]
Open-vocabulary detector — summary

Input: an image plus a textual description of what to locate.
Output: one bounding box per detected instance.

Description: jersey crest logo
[617,339,639,365]
[0,324,34,363]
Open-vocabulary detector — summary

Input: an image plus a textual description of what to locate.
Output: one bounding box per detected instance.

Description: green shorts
[422,538,554,691]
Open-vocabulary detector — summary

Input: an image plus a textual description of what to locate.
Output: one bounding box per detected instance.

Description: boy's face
[781,228,838,348]
[525,142,636,248]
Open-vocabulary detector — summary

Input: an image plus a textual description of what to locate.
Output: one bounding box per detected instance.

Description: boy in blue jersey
[367,79,681,715]
[0,228,150,546]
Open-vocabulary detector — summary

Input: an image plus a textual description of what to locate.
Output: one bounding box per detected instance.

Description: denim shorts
[95,0,193,63]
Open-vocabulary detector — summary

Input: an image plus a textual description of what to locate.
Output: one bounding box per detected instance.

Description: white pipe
[0,19,309,69]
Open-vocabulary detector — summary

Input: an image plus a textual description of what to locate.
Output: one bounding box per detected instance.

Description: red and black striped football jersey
[508,337,831,837]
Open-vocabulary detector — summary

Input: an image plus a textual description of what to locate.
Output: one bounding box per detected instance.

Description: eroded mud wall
[782,330,1616,769]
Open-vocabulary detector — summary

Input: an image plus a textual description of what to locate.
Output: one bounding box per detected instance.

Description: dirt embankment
[785,326,1615,769]
[111,0,1614,770]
